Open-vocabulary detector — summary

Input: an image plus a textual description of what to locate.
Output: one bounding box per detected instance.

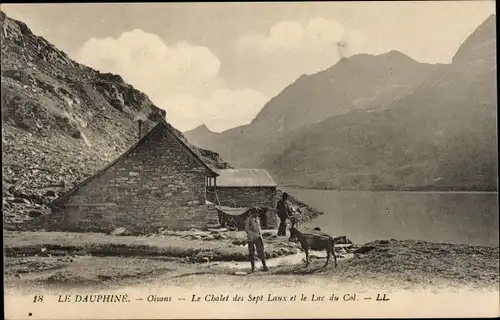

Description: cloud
[75,29,267,132]
[231,18,367,97]
[161,89,268,133]
[336,29,366,59]
[239,21,305,52]
[237,17,362,55]
[76,30,221,99]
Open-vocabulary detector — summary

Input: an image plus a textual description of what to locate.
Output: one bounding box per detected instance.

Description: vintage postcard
[2,1,498,319]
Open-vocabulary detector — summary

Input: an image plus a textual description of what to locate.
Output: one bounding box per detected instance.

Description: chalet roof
[50,121,218,208]
[215,169,277,188]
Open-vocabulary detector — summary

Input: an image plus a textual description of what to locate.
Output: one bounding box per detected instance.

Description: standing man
[276,192,292,236]
[245,207,269,272]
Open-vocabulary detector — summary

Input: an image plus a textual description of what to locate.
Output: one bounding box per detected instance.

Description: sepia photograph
[2,1,498,319]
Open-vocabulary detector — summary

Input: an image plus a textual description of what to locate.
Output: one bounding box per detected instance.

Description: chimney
[137,120,143,140]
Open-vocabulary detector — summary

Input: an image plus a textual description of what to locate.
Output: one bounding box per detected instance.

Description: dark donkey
[289,220,339,268]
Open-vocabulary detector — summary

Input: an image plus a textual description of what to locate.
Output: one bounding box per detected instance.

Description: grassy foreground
[4,231,499,292]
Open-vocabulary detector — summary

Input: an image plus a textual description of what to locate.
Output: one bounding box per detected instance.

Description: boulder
[213,233,227,240]
[44,189,58,197]
[232,240,247,246]
[353,245,376,255]
[110,227,130,236]
[28,210,42,218]
[11,197,31,204]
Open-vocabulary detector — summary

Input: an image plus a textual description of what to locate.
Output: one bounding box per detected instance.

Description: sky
[1,2,496,132]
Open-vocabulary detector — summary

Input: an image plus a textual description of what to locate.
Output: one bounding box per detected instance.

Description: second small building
[207,169,278,229]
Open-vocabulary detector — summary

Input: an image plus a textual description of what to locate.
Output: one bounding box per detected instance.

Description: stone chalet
[207,169,278,230]
[46,120,222,233]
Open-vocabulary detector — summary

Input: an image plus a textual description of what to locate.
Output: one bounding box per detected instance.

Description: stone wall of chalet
[48,126,219,233]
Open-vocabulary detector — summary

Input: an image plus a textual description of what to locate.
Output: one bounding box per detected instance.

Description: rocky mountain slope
[185,50,439,167]
[261,15,497,190]
[251,50,438,134]
[1,11,232,229]
[186,15,497,191]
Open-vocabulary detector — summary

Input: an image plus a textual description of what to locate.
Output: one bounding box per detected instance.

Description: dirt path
[4,232,499,299]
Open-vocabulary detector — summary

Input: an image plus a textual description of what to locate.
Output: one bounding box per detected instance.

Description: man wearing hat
[245,207,269,272]
[276,192,293,236]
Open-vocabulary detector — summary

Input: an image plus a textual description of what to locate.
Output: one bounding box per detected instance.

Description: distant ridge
[186,15,497,191]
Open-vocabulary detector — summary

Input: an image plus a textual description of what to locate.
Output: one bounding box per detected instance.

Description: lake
[282,188,499,247]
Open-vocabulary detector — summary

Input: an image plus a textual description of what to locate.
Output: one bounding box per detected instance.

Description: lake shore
[282,185,499,193]
[279,188,499,247]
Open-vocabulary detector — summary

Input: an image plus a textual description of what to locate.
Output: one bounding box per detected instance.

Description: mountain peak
[467,13,496,40]
[384,50,412,58]
[198,124,210,131]
[452,13,496,64]
[186,124,213,134]
[320,49,423,78]
[484,13,496,24]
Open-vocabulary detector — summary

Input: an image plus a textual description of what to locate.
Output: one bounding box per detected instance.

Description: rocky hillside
[1,11,230,229]
[261,15,497,190]
[185,51,438,167]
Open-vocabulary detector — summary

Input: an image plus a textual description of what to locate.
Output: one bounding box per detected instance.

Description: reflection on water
[282,188,499,247]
